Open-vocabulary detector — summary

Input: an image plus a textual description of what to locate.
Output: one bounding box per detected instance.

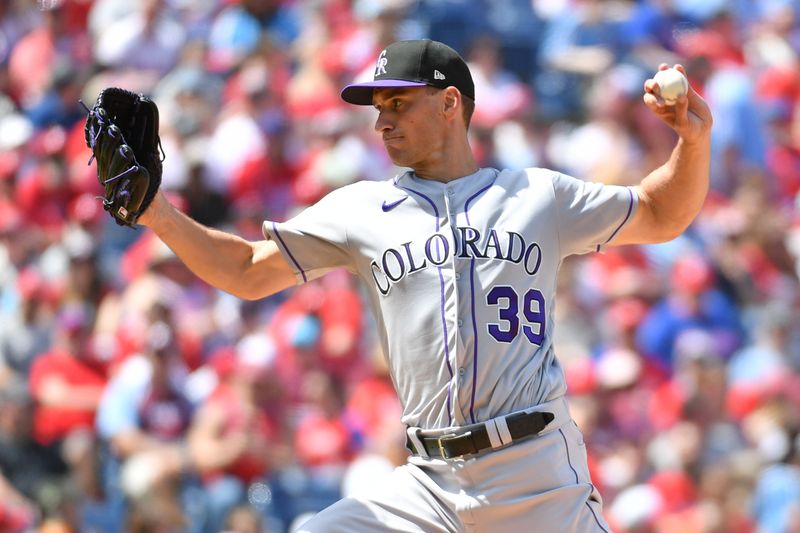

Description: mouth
[383,135,403,144]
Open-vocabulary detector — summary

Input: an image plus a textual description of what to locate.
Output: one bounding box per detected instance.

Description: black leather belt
[407,411,555,460]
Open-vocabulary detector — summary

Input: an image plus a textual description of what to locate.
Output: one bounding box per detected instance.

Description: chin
[386,152,408,168]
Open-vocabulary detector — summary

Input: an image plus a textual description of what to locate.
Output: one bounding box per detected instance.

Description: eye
[374,96,404,111]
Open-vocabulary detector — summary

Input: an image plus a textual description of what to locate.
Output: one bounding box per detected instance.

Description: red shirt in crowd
[28,349,106,445]
[203,384,276,484]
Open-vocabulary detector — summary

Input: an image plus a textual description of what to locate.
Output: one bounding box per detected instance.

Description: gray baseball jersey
[263,167,636,431]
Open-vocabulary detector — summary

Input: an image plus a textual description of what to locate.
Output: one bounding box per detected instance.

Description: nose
[374,110,393,133]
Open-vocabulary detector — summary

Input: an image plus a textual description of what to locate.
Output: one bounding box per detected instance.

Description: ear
[442,87,460,118]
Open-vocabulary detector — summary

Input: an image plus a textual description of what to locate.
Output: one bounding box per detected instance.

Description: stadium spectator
[187,341,286,533]
[0,382,66,531]
[635,253,744,370]
[28,303,106,447]
[93,0,186,75]
[1,1,800,531]
[94,302,194,531]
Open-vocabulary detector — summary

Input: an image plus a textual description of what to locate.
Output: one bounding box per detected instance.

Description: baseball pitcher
[86,39,712,532]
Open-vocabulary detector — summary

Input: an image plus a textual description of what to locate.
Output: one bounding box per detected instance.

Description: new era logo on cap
[340,40,475,106]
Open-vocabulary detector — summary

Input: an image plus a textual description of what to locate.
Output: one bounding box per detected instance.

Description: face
[372,87,447,170]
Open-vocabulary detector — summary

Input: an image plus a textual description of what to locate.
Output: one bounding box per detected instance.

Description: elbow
[644,198,700,244]
[659,223,685,243]
[223,277,284,301]
[233,241,295,300]
[651,217,693,244]
[215,280,253,300]
[221,250,271,300]
[224,285,263,301]
[238,292,263,301]
[238,290,269,302]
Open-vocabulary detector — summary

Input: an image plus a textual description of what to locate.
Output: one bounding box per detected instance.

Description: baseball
[653,68,688,105]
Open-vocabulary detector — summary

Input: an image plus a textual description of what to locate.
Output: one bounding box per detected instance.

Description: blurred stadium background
[1,0,799,532]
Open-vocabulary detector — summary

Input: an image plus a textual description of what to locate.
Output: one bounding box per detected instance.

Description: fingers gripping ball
[653,68,688,106]
[83,88,163,227]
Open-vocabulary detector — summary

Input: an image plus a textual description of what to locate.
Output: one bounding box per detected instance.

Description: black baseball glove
[83,88,163,227]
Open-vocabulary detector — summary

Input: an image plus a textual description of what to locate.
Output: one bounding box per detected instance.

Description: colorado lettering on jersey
[370,226,543,295]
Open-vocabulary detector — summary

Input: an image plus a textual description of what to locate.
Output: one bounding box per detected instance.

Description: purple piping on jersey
[585,497,610,533]
[597,187,635,253]
[271,222,307,283]
[399,185,454,425]
[463,181,495,225]
[559,427,580,484]
[467,259,478,424]
[463,176,495,424]
[559,427,610,533]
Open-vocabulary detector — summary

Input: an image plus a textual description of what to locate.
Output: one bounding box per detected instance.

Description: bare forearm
[149,198,258,296]
[37,379,104,410]
[639,136,711,240]
[189,434,246,472]
[614,64,714,247]
[139,193,293,299]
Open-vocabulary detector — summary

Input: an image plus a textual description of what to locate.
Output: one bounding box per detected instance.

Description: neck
[413,136,478,183]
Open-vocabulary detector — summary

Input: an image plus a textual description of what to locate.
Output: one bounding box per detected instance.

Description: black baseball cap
[341,39,475,106]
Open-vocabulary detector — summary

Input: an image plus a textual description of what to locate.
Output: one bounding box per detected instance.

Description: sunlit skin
[372,86,478,183]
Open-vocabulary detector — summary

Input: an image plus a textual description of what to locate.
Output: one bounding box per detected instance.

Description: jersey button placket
[442,190,466,425]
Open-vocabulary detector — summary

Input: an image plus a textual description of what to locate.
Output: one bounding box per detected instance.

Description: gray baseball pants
[295,397,611,533]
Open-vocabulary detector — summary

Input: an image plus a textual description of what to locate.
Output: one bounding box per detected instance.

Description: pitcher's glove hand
[83,88,163,227]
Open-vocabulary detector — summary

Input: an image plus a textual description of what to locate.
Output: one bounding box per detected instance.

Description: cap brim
[340,79,428,105]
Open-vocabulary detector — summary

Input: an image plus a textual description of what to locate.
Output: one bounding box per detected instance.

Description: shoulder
[341,176,403,196]
[496,167,559,182]
[495,167,561,194]
[315,177,402,205]
[524,168,604,196]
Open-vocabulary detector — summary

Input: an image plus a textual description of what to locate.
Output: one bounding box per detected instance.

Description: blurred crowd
[1,0,799,532]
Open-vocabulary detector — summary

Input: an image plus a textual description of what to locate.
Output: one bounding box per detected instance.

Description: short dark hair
[461,95,475,129]
[426,86,475,129]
